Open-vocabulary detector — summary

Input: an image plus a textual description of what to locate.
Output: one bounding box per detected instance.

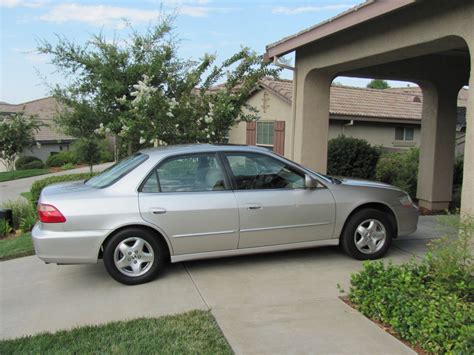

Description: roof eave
[265,0,416,62]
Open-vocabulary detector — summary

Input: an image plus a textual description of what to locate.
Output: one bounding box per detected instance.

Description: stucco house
[228,78,467,157]
[0,97,75,171]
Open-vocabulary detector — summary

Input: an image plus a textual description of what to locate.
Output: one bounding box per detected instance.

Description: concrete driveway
[0,216,447,354]
[0,162,113,204]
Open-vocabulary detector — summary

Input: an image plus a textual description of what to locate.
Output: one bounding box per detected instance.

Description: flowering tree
[38,18,279,157]
[0,113,41,170]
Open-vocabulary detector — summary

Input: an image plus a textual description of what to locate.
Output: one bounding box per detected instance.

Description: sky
[0,0,412,104]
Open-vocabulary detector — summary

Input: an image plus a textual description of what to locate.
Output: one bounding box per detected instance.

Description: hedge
[15,156,44,170]
[46,151,78,167]
[30,173,95,206]
[375,148,419,198]
[348,215,473,353]
[327,136,380,180]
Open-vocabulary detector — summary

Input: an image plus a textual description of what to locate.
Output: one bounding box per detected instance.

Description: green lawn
[0,310,232,354]
[0,169,50,182]
[0,233,34,261]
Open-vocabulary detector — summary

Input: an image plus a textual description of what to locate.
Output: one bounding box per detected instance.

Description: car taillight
[37,203,66,223]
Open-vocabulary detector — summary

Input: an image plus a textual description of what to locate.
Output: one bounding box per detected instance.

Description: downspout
[272,56,296,159]
[342,120,354,135]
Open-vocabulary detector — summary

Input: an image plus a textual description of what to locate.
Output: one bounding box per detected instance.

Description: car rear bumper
[32,223,108,264]
[393,205,419,236]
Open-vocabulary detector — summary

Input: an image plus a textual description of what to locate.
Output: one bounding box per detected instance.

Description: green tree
[0,112,41,171]
[72,138,102,174]
[38,18,279,157]
[366,79,390,89]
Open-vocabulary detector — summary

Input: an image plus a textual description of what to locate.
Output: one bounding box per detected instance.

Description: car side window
[141,153,227,193]
[225,152,305,190]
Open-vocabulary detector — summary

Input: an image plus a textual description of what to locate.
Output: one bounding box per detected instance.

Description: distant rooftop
[0,97,74,142]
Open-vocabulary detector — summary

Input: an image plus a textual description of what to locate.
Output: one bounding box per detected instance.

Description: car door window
[225,152,304,190]
[142,154,227,193]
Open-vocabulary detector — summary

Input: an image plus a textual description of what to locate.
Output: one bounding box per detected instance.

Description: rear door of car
[222,151,336,248]
[138,152,239,256]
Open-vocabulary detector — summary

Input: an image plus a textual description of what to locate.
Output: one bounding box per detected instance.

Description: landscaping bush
[327,136,380,179]
[46,151,78,167]
[1,199,36,230]
[348,214,474,354]
[451,155,464,209]
[29,173,95,206]
[15,156,44,170]
[375,148,419,198]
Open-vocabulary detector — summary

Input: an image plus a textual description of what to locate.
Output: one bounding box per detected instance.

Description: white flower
[206,134,210,138]
[175,124,179,128]
[139,137,146,144]
[116,95,127,104]
[166,111,174,118]
[105,128,111,134]
[204,115,213,123]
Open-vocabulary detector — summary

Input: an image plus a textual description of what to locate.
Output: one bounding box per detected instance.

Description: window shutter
[246,121,257,145]
[273,121,285,155]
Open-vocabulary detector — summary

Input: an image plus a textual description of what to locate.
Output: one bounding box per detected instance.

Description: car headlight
[399,194,413,207]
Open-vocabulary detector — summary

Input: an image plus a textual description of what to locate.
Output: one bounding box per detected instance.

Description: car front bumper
[32,223,109,264]
[393,204,419,236]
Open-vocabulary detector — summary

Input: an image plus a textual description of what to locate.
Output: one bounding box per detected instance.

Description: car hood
[336,177,403,192]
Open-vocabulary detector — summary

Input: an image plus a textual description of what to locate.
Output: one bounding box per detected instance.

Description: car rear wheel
[103,228,166,285]
[341,208,393,260]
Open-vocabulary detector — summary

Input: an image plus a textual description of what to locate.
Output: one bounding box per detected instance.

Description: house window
[256,121,274,147]
[395,127,414,141]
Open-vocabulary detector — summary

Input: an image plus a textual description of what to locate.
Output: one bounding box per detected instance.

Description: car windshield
[85,153,148,188]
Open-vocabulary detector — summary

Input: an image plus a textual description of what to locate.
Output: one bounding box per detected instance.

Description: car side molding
[171,238,339,263]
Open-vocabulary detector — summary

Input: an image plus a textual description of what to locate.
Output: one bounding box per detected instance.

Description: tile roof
[259,78,468,124]
[0,97,74,142]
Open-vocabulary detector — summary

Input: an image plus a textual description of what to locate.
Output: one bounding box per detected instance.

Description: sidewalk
[0,162,113,204]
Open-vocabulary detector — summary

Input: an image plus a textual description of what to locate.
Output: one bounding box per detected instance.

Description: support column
[292,69,332,173]
[461,69,474,215]
[417,81,460,210]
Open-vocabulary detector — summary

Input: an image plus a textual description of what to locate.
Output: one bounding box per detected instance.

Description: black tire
[341,208,394,260]
[103,227,167,285]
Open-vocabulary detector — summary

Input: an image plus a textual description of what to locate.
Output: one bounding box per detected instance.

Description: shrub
[46,151,78,167]
[30,173,95,206]
[61,162,75,170]
[348,214,473,354]
[375,148,419,198]
[451,155,464,209]
[327,136,380,179]
[21,160,45,169]
[1,199,36,230]
[0,220,12,237]
[15,156,44,170]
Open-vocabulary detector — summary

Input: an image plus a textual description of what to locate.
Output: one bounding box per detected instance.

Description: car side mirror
[304,174,320,189]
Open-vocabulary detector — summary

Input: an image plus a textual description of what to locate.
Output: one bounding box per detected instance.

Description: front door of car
[223,152,336,249]
[138,153,239,256]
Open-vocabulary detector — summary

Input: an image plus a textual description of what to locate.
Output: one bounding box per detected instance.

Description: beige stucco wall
[229,88,429,156]
[228,89,293,155]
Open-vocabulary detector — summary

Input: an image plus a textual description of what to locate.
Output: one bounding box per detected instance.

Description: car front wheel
[341,208,393,260]
[103,228,166,285]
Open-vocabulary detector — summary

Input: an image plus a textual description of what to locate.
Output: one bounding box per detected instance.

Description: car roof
[139,144,271,158]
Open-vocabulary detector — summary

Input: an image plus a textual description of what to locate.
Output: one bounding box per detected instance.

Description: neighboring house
[228,78,467,157]
[0,97,75,169]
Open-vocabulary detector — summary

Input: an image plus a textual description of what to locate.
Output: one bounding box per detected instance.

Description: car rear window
[85,153,148,188]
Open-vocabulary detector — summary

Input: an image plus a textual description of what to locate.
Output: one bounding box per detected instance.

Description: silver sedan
[32,144,418,285]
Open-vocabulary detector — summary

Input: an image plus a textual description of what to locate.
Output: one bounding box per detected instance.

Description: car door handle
[246,204,262,210]
[151,208,167,214]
